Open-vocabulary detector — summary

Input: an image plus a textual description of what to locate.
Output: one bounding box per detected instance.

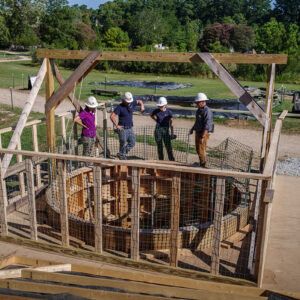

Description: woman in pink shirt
[74,96,98,159]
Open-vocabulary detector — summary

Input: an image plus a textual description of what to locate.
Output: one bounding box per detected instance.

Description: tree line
[0,0,299,82]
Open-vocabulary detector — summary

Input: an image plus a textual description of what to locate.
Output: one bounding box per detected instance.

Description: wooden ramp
[0,243,299,299]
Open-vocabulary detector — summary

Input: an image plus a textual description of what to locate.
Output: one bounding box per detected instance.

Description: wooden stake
[131,167,140,260]
[60,115,66,143]
[57,160,69,247]
[16,139,25,197]
[170,172,181,267]
[211,177,225,275]
[32,124,41,188]
[93,164,102,253]
[25,157,38,240]
[0,155,8,235]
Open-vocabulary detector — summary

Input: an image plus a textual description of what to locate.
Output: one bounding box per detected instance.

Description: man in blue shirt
[189,93,214,167]
[110,92,144,160]
[150,97,175,161]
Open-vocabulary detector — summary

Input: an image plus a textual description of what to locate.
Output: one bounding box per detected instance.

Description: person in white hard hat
[74,96,98,160]
[189,93,214,167]
[110,92,144,160]
[150,97,175,161]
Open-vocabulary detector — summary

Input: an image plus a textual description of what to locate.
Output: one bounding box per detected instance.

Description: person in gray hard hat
[74,96,98,160]
[189,93,214,167]
[150,97,175,161]
[110,92,144,160]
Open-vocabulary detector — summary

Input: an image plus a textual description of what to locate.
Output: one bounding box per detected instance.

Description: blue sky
[68,0,109,9]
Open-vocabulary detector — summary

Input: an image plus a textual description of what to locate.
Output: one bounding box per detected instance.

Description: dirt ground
[1,87,299,159]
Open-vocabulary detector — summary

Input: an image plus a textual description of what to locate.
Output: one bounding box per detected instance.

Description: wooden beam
[198,52,267,126]
[46,58,55,153]
[37,49,288,64]
[211,178,226,275]
[45,51,101,114]
[93,164,102,253]
[0,279,163,300]
[25,158,38,241]
[170,172,181,267]
[0,155,8,235]
[57,160,69,247]
[20,270,264,300]
[52,63,82,113]
[16,139,25,197]
[0,148,270,180]
[1,59,47,176]
[131,167,140,260]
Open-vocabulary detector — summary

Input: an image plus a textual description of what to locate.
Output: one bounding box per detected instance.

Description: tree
[255,18,286,53]
[244,0,272,25]
[230,25,255,52]
[273,0,300,26]
[200,23,233,51]
[0,16,10,48]
[103,27,130,49]
[75,22,100,50]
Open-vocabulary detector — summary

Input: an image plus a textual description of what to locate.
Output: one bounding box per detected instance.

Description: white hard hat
[123,92,133,103]
[157,97,167,107]
[85,96,98,108]
[195,93,208,102]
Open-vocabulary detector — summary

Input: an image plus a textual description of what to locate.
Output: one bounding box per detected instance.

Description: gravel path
[0,87,299,175]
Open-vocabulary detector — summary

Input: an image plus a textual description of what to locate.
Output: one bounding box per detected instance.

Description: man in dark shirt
[110,92,144,160]
[189,93,214,167]
[150,97,175,161]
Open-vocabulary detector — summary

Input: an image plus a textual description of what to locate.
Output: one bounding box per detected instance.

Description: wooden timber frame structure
[0,49,288,288]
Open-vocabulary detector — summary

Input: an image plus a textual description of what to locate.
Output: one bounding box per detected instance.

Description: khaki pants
[195,131,209,167]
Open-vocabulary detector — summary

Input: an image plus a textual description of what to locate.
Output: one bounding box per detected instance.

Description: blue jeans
[118,128,135,158]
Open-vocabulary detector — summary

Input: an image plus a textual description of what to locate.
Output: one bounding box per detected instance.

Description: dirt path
[0,87,299,159]
[0,50,31,63]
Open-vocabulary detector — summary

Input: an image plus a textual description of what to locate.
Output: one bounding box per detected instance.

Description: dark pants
[118,128,136,158]
[154,126,174,161]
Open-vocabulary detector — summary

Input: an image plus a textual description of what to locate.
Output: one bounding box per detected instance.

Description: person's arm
[137,100,145,113]
[110,112,123,130]
[74,115,88,129]
[150,111,157,123]
[170,117,174,138]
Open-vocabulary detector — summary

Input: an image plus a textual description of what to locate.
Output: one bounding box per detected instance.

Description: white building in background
[154,44,168,50]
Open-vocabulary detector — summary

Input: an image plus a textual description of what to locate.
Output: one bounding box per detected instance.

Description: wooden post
[32,124,41,188]
[57,160,69,247]
[211,177,225,275]
[0,155,8,235]
[17,139,25,197]
[46,58,55,153]
[25,157,38,240]
[1,59,47,176]
[93,164,102,253]
[61,115,66,143]
[170,172,181,267]
[131,167,140,260]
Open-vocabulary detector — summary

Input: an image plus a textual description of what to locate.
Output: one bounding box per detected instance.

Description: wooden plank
[32,124,41,188]
[0,119,45,135]
[198,52,267,126]
[1,59,47,176]
[46,58,55,153]
[52,63,82,113]
[0,155,8,235]
[45,51,101,113]
[0,279,164,300]
[25,158,38,241]
[260,64,276,170]
[4,157,47,179]
[60,115,66,143]
[0,149,270,181]
[93,164,102,253]
[170,172,181,267]
[20,270,265,300]
[211,177,225,275]
[16,139,25,197]
[37,49,288,64]
[57,160,69,247]
[131,167,140,260]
